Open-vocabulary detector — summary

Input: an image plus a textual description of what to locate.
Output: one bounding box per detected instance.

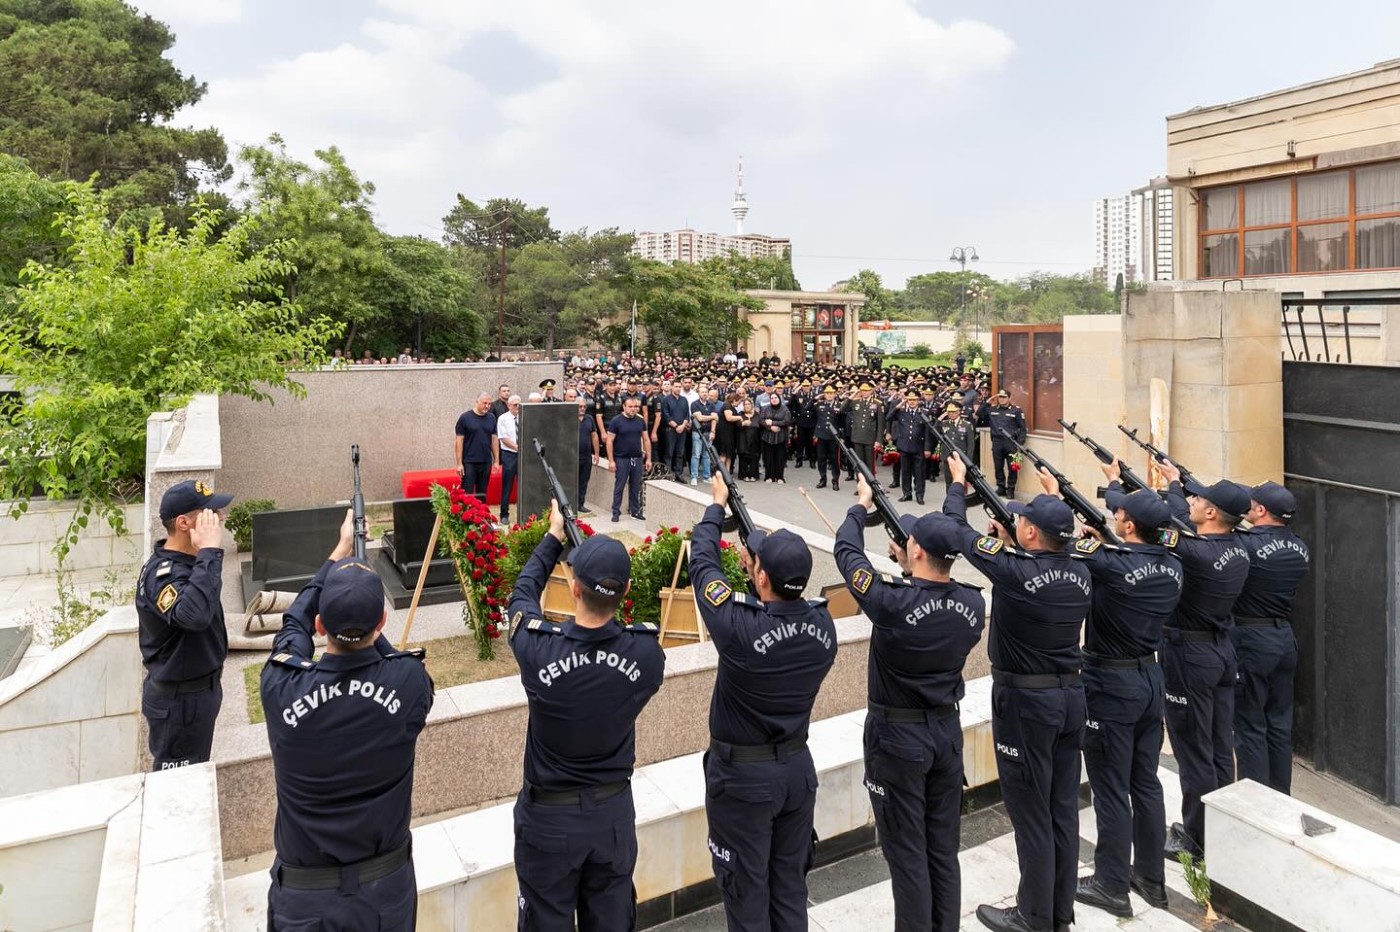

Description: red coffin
[401,468,518,505]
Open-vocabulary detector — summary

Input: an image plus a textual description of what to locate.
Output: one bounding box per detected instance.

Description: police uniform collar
[153,540,197,564]
[759,597,817,615]
[315,637,393,672]
[559,617,626,640]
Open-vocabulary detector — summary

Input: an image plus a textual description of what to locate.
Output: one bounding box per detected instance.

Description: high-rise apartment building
[1134,180,1175,282]
[631,158,791,265]
[1092,194,1142,285]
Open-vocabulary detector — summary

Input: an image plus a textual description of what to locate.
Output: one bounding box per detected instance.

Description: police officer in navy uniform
[508,503,665,931]
[1154,460,1252,863]
[1038,465,1182,919]
[979,390,1027,496]
[813,385,846,491]
[887,389,934,505]
[1232,481,1310,794]
[692,476,837,932]
[260,510,434,932]
[836,477,985,932]
[136,479,233,770]
[944,455,1090,932]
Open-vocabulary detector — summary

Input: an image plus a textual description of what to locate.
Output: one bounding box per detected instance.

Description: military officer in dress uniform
[887,390,934,505]
[136,479,234,770]
[508,504,666,931]
[980,390,1027,496]
[944,455,1091,932]
[813,385,847,491]
[1037,466,1182,919]
[836,478,986,931]
[1232,481,1310,794]
[791,381,817,469]
[937,401,976,492]
[692,476,837,932]
[540,378,560,401]
[260,511,434,932]
[1154,461,1251,863]
[846,383,885,480]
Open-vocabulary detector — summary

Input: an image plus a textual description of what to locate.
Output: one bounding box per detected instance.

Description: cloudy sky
[139,0,1400,290]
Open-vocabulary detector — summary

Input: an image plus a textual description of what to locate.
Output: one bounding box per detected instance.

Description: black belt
[710,736,808,763]
[991,669,1082,689]
[276,840,411,891]
[528,780,629,806]
[1165,627,1224,642]
[1084,653,1158,670]
[1235,616,1289,628]
[146,670,221,696]
[870,702,958,723]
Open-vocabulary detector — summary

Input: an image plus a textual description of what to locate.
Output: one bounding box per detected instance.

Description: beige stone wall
[743,290,865,365]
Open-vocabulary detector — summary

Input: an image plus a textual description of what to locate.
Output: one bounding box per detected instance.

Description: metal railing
[1280,296,1393,364]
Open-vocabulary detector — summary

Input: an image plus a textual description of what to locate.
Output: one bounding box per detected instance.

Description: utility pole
[495,215,508,359]
[949,245,979,330]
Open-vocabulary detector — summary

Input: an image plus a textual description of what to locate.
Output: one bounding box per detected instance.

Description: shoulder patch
[1158,529,1180,549]
[509,610,525,642]
[975,536,1004,556]
[155,583,178,614]
[1074,538,1102,555]
[703,579,733,607]
[850,567,873,594]
[270,652,315,670]
[627,621,661,636]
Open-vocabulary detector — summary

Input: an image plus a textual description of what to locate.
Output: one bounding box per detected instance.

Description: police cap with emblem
[320,557,386,642]
[944,402,961,414]
[744,529,812,596]
[1250,481,1297,521]
[571,536,631,597]
[1182,477,1252,519]
[995,389,1009,398]
[1006,495,1078,541]
[1104,487,1171,531]
[539,379,557,390]
[911,513,963,560]
[160,479,234,521]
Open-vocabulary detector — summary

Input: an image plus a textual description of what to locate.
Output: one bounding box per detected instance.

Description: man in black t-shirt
[606,396,652,522]
[454,392,499,504]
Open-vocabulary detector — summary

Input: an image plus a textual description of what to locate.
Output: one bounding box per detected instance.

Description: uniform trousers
[1161,631,1236,856]
[814,438,839,482]
[990,442,1016,495]
[142,675,221,770]
[1230,623,1297,794]
[611,455,644,519]
[578,455,594,510]
[499,449,518,521]
[898,453,926,499]
[267,856,417,931]
[991,682,1085,931]
[514,786,638,932]
[863,709,964,932]
[1081,663,1166,893]
[705,746,818,932]
[794,425,815,465]
[851,442,875,478]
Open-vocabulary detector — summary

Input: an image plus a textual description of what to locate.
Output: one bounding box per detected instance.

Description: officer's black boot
[1075,875,1132,918]
[1163,822,1200,864]
[1130,872,1169,909]
[898,494,912,502]
[816,476,827,489]
[832,477,840,492]
[975,905,1061,932]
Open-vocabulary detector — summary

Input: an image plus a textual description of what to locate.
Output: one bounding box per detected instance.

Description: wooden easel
[397,513,442,648]
[658,538,708,644]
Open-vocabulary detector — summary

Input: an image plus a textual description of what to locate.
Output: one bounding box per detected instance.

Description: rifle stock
[834,436,906,546]
[697,431,757,550]
[995,428,1121,544]
[1056,421,1193,534]
[532,439,585,551]
[350,445,368,561]
[923,413,1016,530]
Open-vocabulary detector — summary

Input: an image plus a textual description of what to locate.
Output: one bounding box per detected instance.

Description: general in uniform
[1232,481,1310,794]
[508,509,666,931]
[136,479,234,770]
[1156,462,1252,862]
[836,480,985,931]
[693,477,837,932]
[846,383,885,479]
[260,511,434,931]
[944,459,1091,932]
[813,385,847,491]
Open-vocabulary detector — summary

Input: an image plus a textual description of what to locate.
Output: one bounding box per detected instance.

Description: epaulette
[879,572,913,587]
[732,591,761,608]
[954,579,985,591]
[523,617,564,634]
[154,560,173,578]
[806,596,828,609]
[384,647,427,661]
[626,621,661,636]
[270,652,316,670]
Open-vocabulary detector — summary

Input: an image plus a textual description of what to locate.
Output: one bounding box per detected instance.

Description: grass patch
[242,634,520,724]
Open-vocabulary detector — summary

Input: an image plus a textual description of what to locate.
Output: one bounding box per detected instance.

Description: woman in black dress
[717,392,741,473]
[737,399,762,480]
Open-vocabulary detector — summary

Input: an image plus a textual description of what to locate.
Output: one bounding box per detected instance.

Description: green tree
[624,260,761,357]
[442,196,556,253]
[836,268,892,319]
[363,235,487,359]
[896,270,998,322]
[0,153,73,298]
[0,0,230,219]
[238,136,386,352]
[506,228,631,353]
[0,185,340,560]
[701,251,801,291]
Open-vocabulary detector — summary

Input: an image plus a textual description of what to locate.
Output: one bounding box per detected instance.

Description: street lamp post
[949,246,979,338]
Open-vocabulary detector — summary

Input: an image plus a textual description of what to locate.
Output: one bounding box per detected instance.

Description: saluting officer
[887,389,934,505]
[1041,465,1181,919]
[136,479,233,770]
[944,455,1091,932]
[813,384,846,491]
[540,378,560,402]
[693,476,837,932]
[936,402,976,491]
[979,390,1027,497]
[508,504,666,931]
[1154,460,1251,863]
[1232,481,1310,794]
[260,510,433,931]
[846,383,885,478]
[836,477,986,932]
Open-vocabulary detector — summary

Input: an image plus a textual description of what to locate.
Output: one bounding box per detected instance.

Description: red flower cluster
[440,487,507,632]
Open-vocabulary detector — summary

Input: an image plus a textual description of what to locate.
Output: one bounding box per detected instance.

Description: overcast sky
[138,0,1400,290]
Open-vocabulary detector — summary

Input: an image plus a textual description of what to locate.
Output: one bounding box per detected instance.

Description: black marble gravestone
[517,402,580,528]
[381,498,456,588]
[242,505,345,605]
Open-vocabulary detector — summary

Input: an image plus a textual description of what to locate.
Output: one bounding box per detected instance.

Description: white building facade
[1092,194,1142,285]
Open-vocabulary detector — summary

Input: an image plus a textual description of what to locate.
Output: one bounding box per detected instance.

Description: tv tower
[731,156,749,235]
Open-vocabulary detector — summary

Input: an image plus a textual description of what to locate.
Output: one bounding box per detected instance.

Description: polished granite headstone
[517,402,580,530]
[241,505,345,605]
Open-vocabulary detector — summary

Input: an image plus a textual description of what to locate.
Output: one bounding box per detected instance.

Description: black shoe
[631,512,644,521]
[898,494,913,502]
[611,515,620,523]
[916,495,925,505]
[1164,823,1201,863]
[816,478,827,489]
[1075,876,1132,918]
[996,487,1008,497]
[974,905,1041,932]
[846,474,855,482]
[832,479,840,492]
[1130,871,1169,910]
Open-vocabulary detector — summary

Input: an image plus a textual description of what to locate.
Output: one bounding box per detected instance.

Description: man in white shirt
[497,395,522,523]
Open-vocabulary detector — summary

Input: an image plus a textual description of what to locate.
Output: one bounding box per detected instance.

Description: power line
[792,252,1091,268]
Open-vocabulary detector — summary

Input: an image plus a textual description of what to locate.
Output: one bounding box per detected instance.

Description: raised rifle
[350,444,368,561]
[1057,420,1194,534]
[834,435,905,547]
[532,439,585,551]
[995,428,1122,544]
[922,412,1017,531]
[1118,424,1195,483]
[696,430,757,551]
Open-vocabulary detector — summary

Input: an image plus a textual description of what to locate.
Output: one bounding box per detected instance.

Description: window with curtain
[993,327,1062,435]
[1203,233,1240,277]
[1298,223,1350,272]
[1297,172,1348,221]
[1356,163,1400,216]
[1245,179,1291,226]
[1030,332,1064,433]
[1245,228,1291,275]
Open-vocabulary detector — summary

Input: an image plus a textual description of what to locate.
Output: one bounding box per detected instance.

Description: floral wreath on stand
[624,525,748,628]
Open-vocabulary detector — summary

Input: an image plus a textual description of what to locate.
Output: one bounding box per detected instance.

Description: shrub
[625,525,747,628]
[910,343,931,358]
[226,499,276,551]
